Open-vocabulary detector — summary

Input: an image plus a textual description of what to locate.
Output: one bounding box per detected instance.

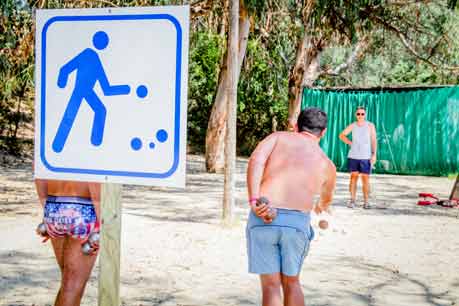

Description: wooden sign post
[98,184,122,306]
[34,6,189,305]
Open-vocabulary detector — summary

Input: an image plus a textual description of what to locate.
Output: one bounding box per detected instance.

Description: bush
[237,38,289,155]
[0,1,34,155]
[187,31,224,153]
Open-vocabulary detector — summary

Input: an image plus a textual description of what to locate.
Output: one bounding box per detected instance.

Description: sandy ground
[1,155,459,306]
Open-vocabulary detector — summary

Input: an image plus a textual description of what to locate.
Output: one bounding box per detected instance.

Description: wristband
[249,197,258,204]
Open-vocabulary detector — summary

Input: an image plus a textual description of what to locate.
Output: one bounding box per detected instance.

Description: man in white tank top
[339,106,377,209]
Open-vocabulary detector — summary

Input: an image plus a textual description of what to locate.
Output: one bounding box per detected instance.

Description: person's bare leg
[51,237,66,271]
[349,172,359,202]
[281,274,304,306]
[50,237,65,304]
[260,273,282,306]
[361,174,370,203]
[55,238,97,306]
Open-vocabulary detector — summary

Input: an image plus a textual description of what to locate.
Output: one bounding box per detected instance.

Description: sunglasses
[356,113,365,116]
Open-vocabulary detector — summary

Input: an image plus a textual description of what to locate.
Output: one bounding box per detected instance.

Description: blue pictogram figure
[52,31,131,153]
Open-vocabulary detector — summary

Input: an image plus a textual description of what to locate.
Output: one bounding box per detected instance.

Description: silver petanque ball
[256,196,270,206]
[36,222,47,236]
[81,242,92,255]
[88,232,100,245]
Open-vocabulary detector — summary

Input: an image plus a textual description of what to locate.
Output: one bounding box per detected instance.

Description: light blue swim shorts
[246,208,314,276]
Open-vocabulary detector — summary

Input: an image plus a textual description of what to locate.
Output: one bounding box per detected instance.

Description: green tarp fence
[302,86,459,176]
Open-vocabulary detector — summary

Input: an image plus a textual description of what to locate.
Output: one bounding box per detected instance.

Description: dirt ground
[1,155,458,306]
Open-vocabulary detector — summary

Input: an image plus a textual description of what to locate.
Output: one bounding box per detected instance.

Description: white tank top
[348,122,372,160]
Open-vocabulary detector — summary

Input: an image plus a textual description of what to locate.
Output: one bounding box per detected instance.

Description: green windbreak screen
[302,87,459,176]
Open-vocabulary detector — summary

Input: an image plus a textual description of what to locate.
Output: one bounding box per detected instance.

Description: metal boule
[36,222,47,236]
[269,207,277,219]
[88,232,100,245]
[81,242,92,255]
[256,196,270,206]
[319,219,329,230]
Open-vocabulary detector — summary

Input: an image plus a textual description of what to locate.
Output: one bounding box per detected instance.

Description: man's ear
[319,128,327,138]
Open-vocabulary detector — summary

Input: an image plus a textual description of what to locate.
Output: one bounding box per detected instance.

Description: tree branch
[320,35,370,76]
[191,0,213,19]
[371,14,459,71]
[94,0,120,7]
[387,0,433,6]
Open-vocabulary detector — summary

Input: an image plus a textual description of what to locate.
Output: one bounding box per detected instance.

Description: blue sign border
[40,14,182,178]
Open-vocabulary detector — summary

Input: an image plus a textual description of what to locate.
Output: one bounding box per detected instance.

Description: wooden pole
[223,0,239,225]
[98,183,122,306]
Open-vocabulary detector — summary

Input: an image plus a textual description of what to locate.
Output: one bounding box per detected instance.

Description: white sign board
[34,6,189,187]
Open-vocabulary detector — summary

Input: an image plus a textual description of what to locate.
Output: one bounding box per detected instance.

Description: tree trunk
[222,0,239,225]
[302,47,321,87]
[287,35,321,130]
[287,35,309,131]
[205,4,250,173]
[287,34,370,129]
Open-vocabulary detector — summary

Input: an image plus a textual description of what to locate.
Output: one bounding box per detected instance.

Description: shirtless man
[246,108,336,306]
[35,178,100,306]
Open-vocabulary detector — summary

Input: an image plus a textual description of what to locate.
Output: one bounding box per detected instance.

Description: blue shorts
[348,158,371,174]
[246,209,314,276]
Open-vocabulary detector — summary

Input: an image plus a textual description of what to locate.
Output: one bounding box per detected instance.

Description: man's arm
[339,124,354,146]
[57,56,79,88]
[88,183,101,223]
[34,179,48,207]
[247,133,278,216]
[370,123,377,164]
[247,133,278,200]
[98,68,131,96]
[315,161,337,214]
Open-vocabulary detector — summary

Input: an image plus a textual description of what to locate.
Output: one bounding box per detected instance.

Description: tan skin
[35,179,100,306]
[247,129,336,306]
[339,110,377,203]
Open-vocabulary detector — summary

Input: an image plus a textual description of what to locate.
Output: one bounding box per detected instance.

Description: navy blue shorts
[348,158,371,174]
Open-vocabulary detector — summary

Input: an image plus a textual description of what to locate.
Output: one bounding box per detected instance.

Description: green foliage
[1,0,459,157]
[306,0,383,42]
[237,38,289,155]
[188,31,224,152]
[318,2,459,87]
[0,0,34,154]
[236,16,295,155]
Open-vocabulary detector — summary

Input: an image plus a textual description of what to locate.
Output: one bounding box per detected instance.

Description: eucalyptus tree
[205,0,260,173]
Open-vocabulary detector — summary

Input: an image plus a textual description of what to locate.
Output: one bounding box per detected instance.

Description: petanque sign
[34,6,189,187]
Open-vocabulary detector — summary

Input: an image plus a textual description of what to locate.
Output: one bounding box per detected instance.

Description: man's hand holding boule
[314,202,329,215]
[250,201,271,222]
[252,202,269,217]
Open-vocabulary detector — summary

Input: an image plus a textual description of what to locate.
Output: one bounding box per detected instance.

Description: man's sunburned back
[259,132,331,212]
[47,180,91,198]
